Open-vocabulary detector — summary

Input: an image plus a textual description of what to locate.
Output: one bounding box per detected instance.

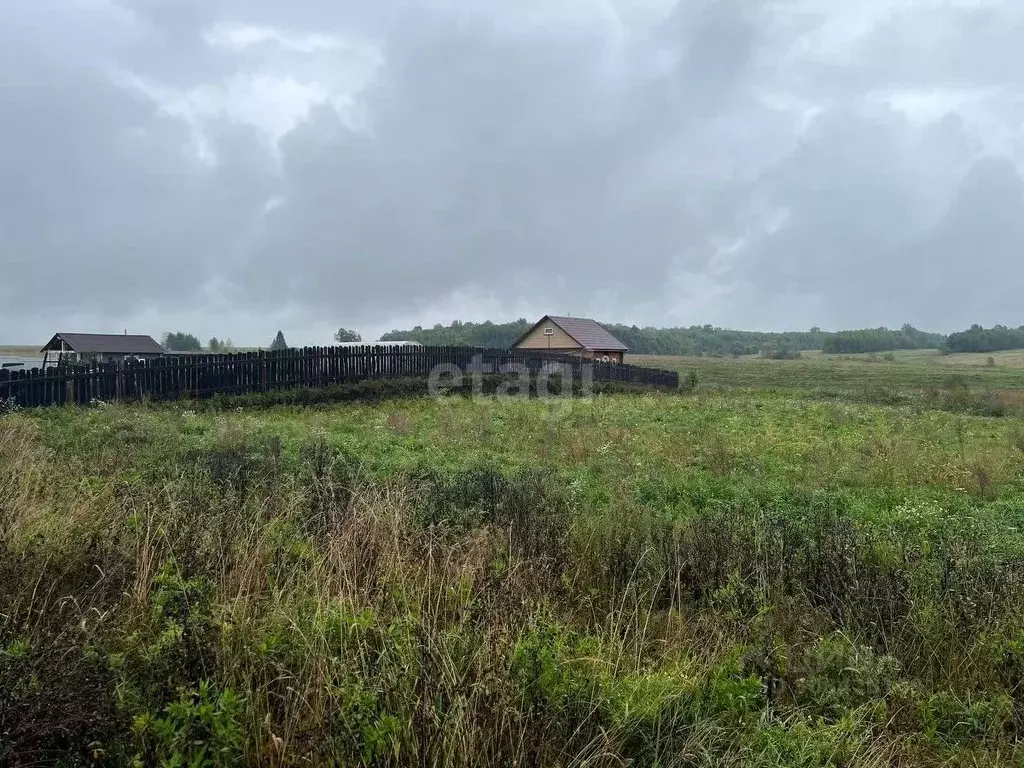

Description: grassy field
[784,349,1024,368]
[631,350,1024,401]
[4,361,1024,765]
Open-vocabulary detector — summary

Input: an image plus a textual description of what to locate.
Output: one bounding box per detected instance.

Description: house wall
[515,322,581,351]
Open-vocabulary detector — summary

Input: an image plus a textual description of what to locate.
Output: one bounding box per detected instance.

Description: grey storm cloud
[1,0,1023,343]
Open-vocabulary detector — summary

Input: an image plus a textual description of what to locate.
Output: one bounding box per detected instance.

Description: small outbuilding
[512,315,629,363]
[40,333,166,364]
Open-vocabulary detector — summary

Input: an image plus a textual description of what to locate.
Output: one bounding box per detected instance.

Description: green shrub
[134,680,245,767]
[327,676,405,765]
[415,465,571,565]
[112,565,218,717]
[794,633,900,720]
[511,619,606,716]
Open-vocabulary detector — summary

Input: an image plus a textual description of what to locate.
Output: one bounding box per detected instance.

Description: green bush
[112,565,218,717]
[135,680,245,767]
[510,618,606,719]
[794,633,900,720]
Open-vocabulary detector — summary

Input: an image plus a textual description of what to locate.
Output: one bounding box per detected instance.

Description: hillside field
[3,355,1024,765]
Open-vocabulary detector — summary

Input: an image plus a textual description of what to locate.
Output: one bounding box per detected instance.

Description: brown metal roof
[514,316,628,351]
[41,333,166,355]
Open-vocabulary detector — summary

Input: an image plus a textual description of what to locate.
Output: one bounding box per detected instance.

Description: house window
[543,327,554,336]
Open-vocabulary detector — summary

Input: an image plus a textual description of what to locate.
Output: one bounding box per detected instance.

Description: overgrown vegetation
[196,374,654,411]
[4,364,1024,765]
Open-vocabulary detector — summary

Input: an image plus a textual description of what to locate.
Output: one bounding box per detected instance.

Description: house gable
[514,317,582,350]
[512,315,628,353]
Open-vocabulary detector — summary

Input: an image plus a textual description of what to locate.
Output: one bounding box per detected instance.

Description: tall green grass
[3,392,1024,765]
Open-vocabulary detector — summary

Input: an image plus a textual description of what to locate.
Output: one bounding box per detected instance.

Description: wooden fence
[0,346,678,408]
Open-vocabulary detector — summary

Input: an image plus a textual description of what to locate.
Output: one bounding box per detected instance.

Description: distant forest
[380,320,961,356]
[159,321,1024,356]
[945,325,1024,354]
[822,326,946,354]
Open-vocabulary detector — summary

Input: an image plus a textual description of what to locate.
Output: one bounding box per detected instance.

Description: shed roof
[514,316,629,351]
[41,333,166,355]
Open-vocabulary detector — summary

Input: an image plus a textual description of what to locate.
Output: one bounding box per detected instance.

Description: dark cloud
[231,0,769,318]
[0,26,275,321]
[1,0,1023,343]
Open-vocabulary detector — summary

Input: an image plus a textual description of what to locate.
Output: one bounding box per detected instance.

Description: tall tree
[162,332,202,351]
[334,328,362,343]
[269,331,289,351]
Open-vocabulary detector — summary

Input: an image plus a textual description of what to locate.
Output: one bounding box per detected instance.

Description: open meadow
[4,355,1024,765]
[631,350,1024,410]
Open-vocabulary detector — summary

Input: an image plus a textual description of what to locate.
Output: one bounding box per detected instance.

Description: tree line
[161,322,1024,357]
[381,319,531,349]
[821,325,945,354]
[945,325,1024,354]
[161,331,289,353]
[379,320,826,356]
[381,320,949,357]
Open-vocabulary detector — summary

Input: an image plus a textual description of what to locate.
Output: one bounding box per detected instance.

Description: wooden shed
[40,332,166,365]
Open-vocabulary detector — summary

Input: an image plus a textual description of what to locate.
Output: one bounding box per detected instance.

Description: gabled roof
[41,333,166,355]
[513,315,629,351]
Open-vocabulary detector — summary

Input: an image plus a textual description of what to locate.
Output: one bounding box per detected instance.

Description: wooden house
[511,315,628,363]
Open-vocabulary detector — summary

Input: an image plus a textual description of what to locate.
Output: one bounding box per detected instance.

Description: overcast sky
[2,0,1023,345]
